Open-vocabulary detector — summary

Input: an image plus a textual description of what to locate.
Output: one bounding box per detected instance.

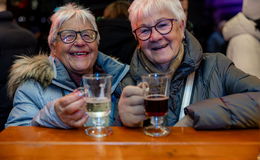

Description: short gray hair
[48,3,100,50]
[128,0,186,31]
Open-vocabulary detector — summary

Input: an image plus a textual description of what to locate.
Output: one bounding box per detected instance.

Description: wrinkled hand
[54,90,88,128]
[118,86,146,127]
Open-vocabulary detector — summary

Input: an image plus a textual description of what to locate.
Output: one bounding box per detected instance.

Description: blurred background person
[200,0,242,52]
[0,0,37,131]
[204,0,243,53]
[97,0,137,64]
[222,0,260,78]
[180,0,193,33]
[206,20,227,53]
[5,3,129,129]
[180,0,188,17]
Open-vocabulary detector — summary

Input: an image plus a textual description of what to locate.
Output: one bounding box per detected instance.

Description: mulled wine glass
[141,73,170,137]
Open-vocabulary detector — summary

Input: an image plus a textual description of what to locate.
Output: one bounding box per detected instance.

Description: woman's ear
[180,20,186,38]
[180,20,185,32]
[51,42,57,56]
[132,31,138,40]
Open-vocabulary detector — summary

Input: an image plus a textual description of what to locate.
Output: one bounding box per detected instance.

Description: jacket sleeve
[31,100,71,129]
[185,92,260,130]
[5,80,71,129]
[185,54,260,130]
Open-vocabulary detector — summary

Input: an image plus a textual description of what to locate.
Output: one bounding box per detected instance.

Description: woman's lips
[151,43,168,51]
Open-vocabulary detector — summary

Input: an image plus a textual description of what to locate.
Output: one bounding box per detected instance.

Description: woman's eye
[139,28,150,34]
[157,22,169,29]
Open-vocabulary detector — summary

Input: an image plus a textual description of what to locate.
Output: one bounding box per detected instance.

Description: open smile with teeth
[70,52,89,56]
[151,44,168,51]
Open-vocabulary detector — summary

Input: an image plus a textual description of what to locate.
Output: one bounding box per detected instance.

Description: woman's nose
[149,28,163,41]
[74,35,86,46]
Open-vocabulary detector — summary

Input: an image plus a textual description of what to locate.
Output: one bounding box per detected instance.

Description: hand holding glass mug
[54,89,88,128]
[141,73,170,137]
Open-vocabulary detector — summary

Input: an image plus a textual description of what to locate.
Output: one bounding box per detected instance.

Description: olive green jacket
[121,31,260,129]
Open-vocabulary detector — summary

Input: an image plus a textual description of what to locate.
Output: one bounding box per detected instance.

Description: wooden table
[0,126,259,160]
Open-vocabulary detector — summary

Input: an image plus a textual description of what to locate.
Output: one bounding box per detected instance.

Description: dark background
[6,0,243,53]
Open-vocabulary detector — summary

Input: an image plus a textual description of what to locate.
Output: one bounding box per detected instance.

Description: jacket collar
[173,30,203,80]
[50,52,129,92]
[96,52,130,92]
[49,56,77,92]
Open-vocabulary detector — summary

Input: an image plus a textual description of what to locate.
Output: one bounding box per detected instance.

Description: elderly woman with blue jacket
[5,3,129,129]
[118,0,260,129]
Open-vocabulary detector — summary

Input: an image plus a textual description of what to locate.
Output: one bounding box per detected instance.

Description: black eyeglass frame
[132,18,178,41]
[57,29,98,44]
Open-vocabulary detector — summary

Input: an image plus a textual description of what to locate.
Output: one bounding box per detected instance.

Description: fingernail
[78,91,84,97]
[74,87,85,97]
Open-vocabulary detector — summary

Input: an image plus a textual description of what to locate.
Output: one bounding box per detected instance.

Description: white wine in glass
[83,74,112,137]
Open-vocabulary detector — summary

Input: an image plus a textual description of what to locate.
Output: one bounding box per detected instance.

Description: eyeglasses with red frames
[133,18,177,41]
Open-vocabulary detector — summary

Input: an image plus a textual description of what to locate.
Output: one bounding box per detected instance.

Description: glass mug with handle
[141,73,170,137]
[82,73,112,137]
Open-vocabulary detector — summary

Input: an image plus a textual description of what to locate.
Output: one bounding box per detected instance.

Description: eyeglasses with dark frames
[57,29,98,44]
[133,18,177,41]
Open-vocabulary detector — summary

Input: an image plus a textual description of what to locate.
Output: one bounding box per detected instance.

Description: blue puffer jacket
[6,52,129,128]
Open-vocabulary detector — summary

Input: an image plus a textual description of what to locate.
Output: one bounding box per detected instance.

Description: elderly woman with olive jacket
[118,0,260,130]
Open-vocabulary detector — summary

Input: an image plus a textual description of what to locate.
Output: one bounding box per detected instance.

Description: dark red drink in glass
[144,94,168,117]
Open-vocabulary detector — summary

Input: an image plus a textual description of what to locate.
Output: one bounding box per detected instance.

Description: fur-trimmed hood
[7,52,130,98]
[8,54,54,98]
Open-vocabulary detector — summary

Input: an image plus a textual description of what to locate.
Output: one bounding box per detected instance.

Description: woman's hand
[118,86,146,127]
[54,90,88,128]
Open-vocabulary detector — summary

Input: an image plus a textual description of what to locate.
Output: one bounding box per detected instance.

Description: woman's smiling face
[135,9,184,70]
[53,16,99,75]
